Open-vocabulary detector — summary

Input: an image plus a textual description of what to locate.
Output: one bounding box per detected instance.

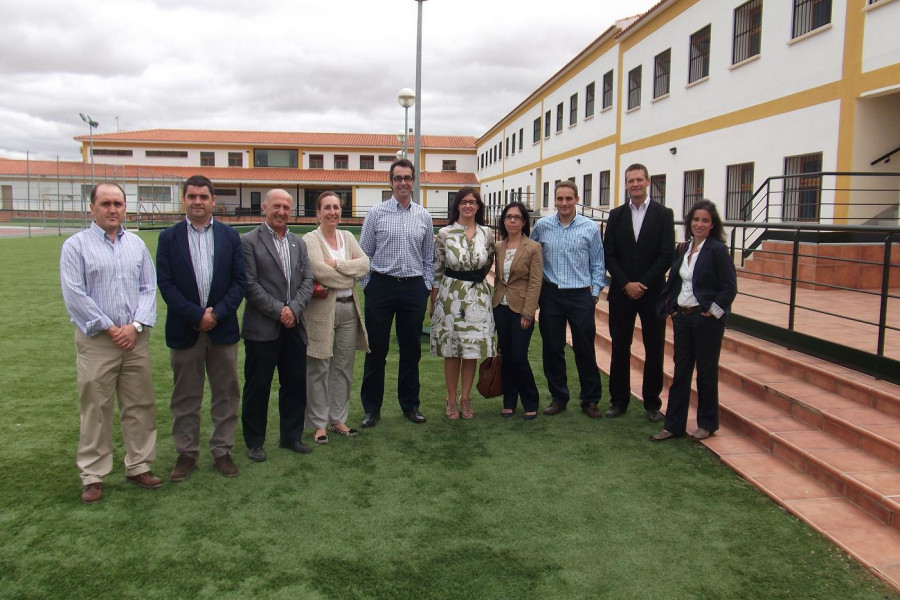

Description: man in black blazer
[603,163,674,422]
[240,189,314,461]
[157,175,246,480]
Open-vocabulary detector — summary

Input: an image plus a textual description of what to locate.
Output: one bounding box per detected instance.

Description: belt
[372,271,421,282]
[678,305,702,315]
[444,268,486,284]
[542,279,589,293]
[335,296,354,303]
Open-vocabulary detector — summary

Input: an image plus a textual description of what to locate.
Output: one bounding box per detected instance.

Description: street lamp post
[413,0,426,204]
[79,113,99,186]
[397,88,415,159]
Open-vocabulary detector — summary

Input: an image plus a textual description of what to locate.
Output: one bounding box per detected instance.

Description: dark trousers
[537,284,602,406]
[493,304,539,412]
[241,326,307,448]
[608,290,666,412]
[663,312,725,435]
[360,272,428,414]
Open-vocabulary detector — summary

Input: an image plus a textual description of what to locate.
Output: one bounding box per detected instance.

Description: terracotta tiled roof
[614,2,666,38]
[73,129,477,150]
[0,158,478,186]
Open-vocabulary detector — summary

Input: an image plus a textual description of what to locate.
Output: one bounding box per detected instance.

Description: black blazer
[603,200,675,298]
[659,237,738,325]
[157,219,246,349]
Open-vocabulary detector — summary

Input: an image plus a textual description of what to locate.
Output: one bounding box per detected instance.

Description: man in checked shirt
[60,182,162,504]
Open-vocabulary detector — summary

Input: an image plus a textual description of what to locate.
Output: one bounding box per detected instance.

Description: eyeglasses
[458,200,478,206]
[504,214,523,222]
[391,176,415,183]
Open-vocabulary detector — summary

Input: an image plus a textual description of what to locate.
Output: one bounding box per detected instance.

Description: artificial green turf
[0,232,896,599]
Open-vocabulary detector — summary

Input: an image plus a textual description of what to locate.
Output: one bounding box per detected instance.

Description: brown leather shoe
[650,430,678,442]
[169,454,197,482]
[690,428,713,440]
[582,402,603,419]
[80,482,103,504]
[127,471,163,489]
[213,453,239,478]
[543,401,566,416]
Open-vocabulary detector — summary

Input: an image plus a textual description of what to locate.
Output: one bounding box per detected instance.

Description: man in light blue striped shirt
[530,180,606,419]
[60,182,162,504]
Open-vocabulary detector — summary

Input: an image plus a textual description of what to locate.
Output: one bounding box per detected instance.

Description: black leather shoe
[646,410,665,423]
[280,440,313,454]
[604,406,626,418]
[542,401,566,416]
[247,447,267,462]
[361,413,380,428]
[403,408,427,424]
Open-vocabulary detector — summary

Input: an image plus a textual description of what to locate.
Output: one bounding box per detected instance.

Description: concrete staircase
[591,293,900,590]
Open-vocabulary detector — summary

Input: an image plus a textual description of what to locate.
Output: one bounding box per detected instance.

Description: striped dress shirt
[60,222,157,336]
[530,212,606,294]
[359,197,435,289]
[264,221,292,301]
[187,217,215,307]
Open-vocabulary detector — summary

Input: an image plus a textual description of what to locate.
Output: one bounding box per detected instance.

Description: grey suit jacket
[241,224,314,343]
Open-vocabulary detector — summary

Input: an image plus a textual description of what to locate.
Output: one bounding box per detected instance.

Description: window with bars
[334,155,348,169]
[627,66,642,110]
[599,171,611,206]
[506,137,510,157]
[309,154,324,169]
[602,70,613,109]
[653,49,671,99]
[583,174,593,206]
[585,82,595,118]
[782,152,823,222]
[533,117,541,143]
[519,128,524,151]
[733,0,762,64]
[543,181,550,208]
[725,163,754,220]
[569,93,578,125]
[688,25,711,83]
[650,174,667,207]
[511,133,516,154]
[556,103,564,132]
[545,110,551,138]
[683,170,705,217]
[442,160,456,172]
[138,185,172,203]
[228,152,243,167]
[792,0,831,38]
[200,152,215,166]
[360,155,374,169]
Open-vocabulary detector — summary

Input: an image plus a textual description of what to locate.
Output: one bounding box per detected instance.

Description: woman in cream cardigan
[491,201,543,420]
[303,191,370,444]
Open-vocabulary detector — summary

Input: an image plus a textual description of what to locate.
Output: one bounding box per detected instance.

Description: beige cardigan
[302,228,370,359]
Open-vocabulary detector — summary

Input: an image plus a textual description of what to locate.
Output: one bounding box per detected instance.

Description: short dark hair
[624,163,650,180]
[554,180,578,197]
[389,158,416,181]
[684,199,726,242]
[316,190,343,210]
[448,187,485,225]
[89,182,126,204]
[183,175,215,196]
[498,201,530,240]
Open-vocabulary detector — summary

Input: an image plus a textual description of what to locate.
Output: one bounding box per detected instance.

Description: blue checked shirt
[530,213,606,295]
[360,197,435,289]
[186,217,215,307]
[60,222,157,336]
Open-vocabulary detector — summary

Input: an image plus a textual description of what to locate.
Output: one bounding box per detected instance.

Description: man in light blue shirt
[530,180,606,419]
[359,159,434,427]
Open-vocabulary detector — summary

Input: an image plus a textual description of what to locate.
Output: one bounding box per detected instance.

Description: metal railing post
[788,230,801,331]
[877,233,893,357]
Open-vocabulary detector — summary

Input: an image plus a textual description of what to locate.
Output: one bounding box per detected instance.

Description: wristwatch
[132,321,144,333]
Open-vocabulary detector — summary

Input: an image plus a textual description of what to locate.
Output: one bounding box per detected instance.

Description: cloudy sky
[0,0,657,161]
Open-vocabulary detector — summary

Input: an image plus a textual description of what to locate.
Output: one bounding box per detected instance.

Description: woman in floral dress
[430,187,496,419]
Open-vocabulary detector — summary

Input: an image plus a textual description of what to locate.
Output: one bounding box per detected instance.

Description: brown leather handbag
[476,353,503,398]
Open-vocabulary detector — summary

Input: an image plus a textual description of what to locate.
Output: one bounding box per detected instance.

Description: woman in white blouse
[653,199,737,441]
[303,192,370,445]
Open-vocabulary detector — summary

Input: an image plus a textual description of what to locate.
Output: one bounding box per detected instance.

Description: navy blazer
[157,219,246,349]
[658,237,737,324]
[604,199,675,297]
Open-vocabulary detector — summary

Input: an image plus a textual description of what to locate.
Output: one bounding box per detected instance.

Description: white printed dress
[430,223,497,359]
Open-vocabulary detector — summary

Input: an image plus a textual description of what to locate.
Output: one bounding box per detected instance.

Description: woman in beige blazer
[303,192,370,444]
[491,201,543,419]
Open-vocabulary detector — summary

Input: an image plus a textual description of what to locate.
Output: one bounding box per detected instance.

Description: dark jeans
[493,304,539,412]
[663,312,725,435]
[241,326,307,448]
[360,272,428,414]
[608,290,665,412]
[537,284,602,406]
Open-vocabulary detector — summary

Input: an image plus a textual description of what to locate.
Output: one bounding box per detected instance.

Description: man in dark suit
[240,188,314,461]
[157,175,246,481]
[603,163,674,422]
